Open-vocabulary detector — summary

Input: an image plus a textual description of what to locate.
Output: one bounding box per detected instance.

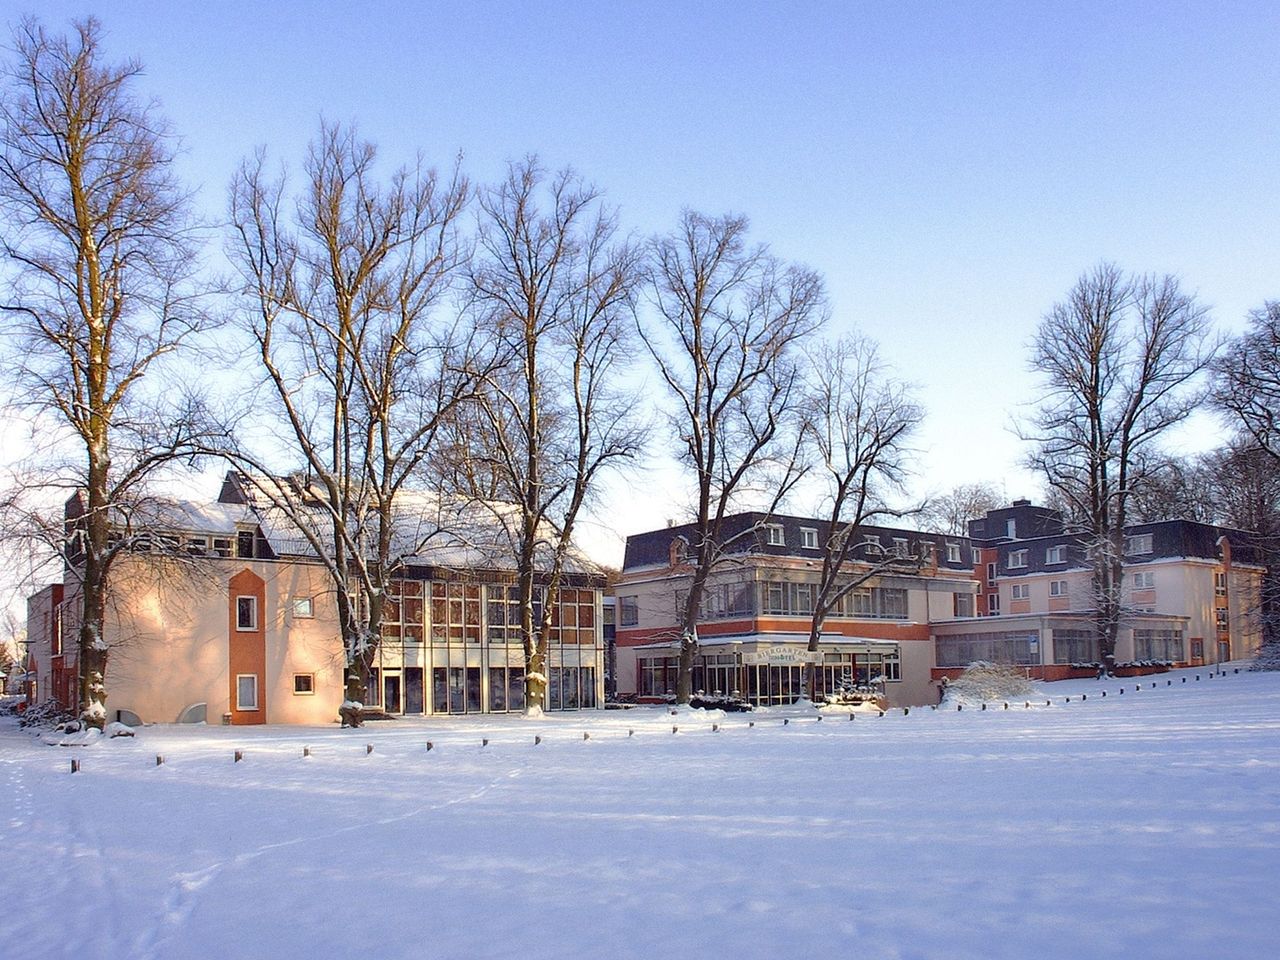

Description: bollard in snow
[878,710,885,717]
[1119,688,1124,694]
[426,741,434,751]
[957,703,962,711]
[303,747,311,758]
[628,729,634,738]
[583,732,590,742]
[1101,691,1106,696]
[156,755,164,767]
[670,708,678,716]
[783,718,789,726]
[234,750,243,763]
[981,703,986,711]
[1065,698,1070,703]
[71,759,80,773]
[1182,677,1186,683]
[1082,694,1087,700]
[534,736,541,746]
[903,707,909,716]
[816,715,823,722]
[1003,702,1008,710]
[849,713,856,720]
[1196,675,1200,681]
[482,739,489,748]
[1167,680,1172,686]
[673,725,678,734]
[750,720,756,727]
[712,723,719,733]
[1235,668,1239,674]
[366,744,374,755]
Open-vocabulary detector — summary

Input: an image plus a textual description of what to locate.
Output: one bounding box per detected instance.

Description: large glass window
[1134,629,1183,661]
[383,579,425,643]
[431,582,481,643]
[699,580,755,619]
[235,674,258,710]
[486,585,521,644]
[1052,629,1098,664]
[638,657,676,697]
[936,630,1038,667]
[619,595,639,626]
[549,589,596,644]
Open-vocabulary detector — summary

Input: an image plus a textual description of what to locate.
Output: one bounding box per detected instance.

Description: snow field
[2,665,1278,960]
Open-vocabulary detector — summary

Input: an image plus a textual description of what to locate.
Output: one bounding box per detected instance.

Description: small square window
[292,597,314,619]
[946,543,962,564]
[1046,545,1066,564]
[766,524,786,547]
[800,527,819,550]
[236,596,258,631]
[293,673,315,695]
[892,538,909,558]
[1008,549,1028,569]
[212,538,233,558]
[1131,571,1155,590]
[1049,580,1068,597]
[236,674,259,711]
[1011,583,1030,600]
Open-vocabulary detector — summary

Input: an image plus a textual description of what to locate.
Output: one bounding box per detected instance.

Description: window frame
[1010,583,1030,601]
[235,596,258,632]
[946,542,962,564]
[292,673,315,696]
[292,596,315,619]
[1125,533,1154,555]
[1045,545,1066,564]
[1049,579,1068,598]
[235,673,259,711]
[1008,549,1028,569]
[1130,571,1155,590]
[800,527,819,550]
[765,524,786,547]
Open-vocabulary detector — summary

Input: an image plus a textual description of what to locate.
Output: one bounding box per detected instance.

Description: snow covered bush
[1250,640,1280,672]
[17,699,76,730]
[942,662,1037,706]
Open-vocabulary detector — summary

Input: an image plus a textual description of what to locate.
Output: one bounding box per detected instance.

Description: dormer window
[669,536,689,565]
[236,528,256,559]
[765,524,785,547]
[1008,549,1028,569]
[1046,545,1066,564]
[800,527,819,550]
[946,543,962,563]
[1125,533,1153,555]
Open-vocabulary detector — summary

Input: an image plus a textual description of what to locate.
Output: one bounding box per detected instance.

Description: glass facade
[368,579,603,715]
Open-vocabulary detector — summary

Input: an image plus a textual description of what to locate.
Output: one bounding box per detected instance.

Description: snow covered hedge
[941,662,1037,706]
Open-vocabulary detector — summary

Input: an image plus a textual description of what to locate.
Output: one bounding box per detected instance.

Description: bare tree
[0,18,210,726]
[226,122,476,723]
[1022,263,1214,665]
[1216,301,1280,459]
[642,211,825,703]
[458,159,644,713]
[800,335,922,697]
[918,482,1004,537]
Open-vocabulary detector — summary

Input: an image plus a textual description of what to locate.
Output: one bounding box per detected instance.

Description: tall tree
[918,482,1003,537]
[227,123,476,722]
[800,335,922,697]
[642,211,825,703]
[459,159,644,713]
[1215,301,1280,459]
[1022,263,1214,665]
[0,18,209,727]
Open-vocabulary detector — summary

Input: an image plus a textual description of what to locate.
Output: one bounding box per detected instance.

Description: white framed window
[1130,571,1155,590]
[1214,572,1227,596]
[1011,583,1030,601]
[1006,519,1017,539]
[212,537,233,558]
[892,537,909,558]
[946,543,962,564]
[986,562,996,581]
[1045,545,1066,564]
[1008,549,1028,569]
[235,674,259,710]
[235,596,258,631]
[765,524,785,547]
[800,527,819,550]
[1049,580,1068,597]
[1125,533,1154,555]
[953,592,974,617]
[293,673,315,695]
[862,534,883,554]
[971,547,982,565]
[619,595,639,627]
[186,536,209,555]
[292,597,314,619]
[987,592,1000,614]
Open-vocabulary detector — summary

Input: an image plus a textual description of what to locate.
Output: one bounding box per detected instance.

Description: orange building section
[227,568,267,725]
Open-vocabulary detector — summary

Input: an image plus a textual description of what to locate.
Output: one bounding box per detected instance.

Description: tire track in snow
[131,757,529,959]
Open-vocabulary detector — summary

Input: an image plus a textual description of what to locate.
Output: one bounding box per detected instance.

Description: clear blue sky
[10,0,1280,559]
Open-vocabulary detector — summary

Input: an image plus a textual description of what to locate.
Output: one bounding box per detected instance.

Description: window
[236,529,256,559]
[953,592,974,617]
[971,547,982,565]
[1125,533,1154,555]
[946,543,962,564]
[1045,545,1066,564]
[292,597,314,619]
[235,596,258,631]
[760,580,815,616]
[1130,571,1155,590]
[1214,572,1227,597]
[936,629,1038,667]
[1008,549,1028,569]
[186,536,209,555]
[800,527,819,550]
[1134,628,1183,661]
[700,581,755,619]
[1011,583,1030,601]
[430,582,482,643]
[1049,580,1068,597]
[862,534,883,554]
[765,524,785,546]
[619,595,639,627]
[212,537,233,558]
[829,585,907,620]
[987,592,1000,615]
[548,588,597,644]
[892,538,909,558]
[1006,519,1017,539]
[1052,629,1098,664]
[986,562,996,581]
[293,673,315,695]
[235,674,259,710]
[1215,608,1229,631]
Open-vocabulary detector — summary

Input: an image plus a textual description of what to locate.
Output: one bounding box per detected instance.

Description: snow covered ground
[2,665,1278,960]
